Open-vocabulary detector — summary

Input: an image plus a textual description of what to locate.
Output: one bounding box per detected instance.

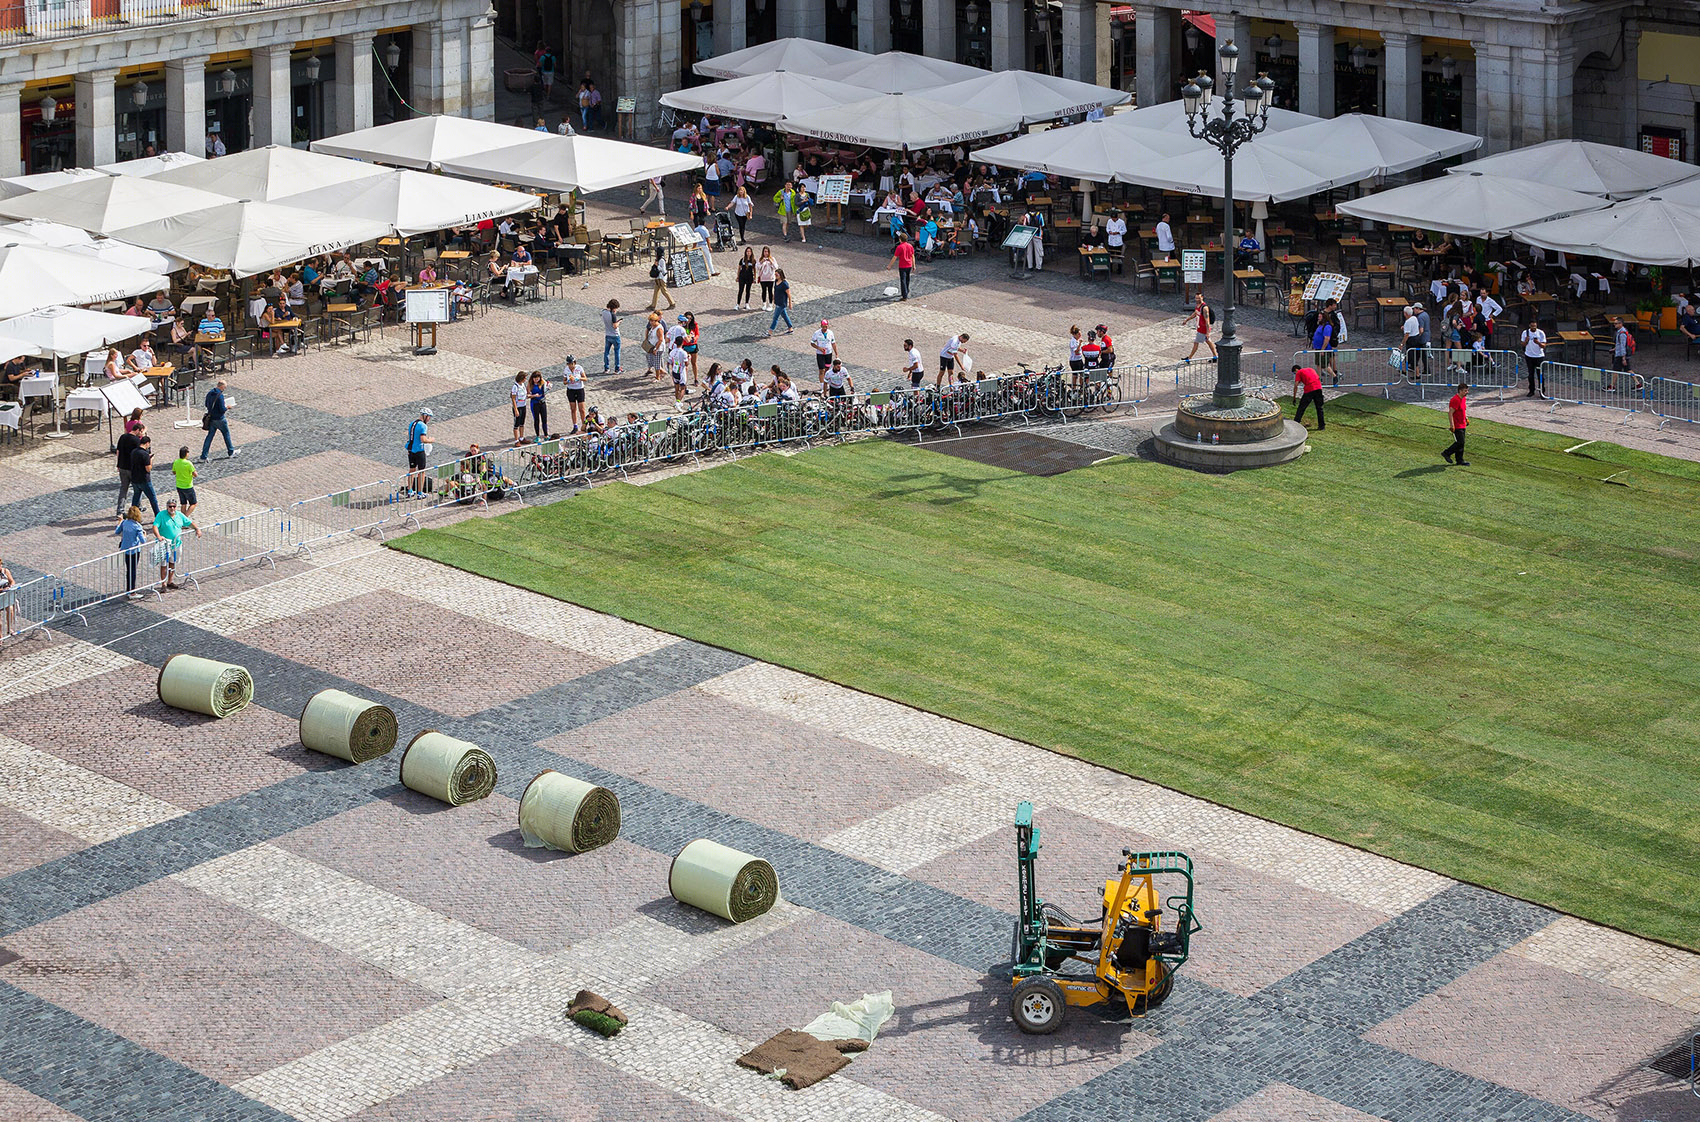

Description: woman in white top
[756,248,779,310]
[724,186,754,244]
[510,372,527,444]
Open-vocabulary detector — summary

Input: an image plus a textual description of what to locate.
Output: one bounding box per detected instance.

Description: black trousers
[736,279,753,305]
[760,280,774,304]
[899,266,912,299]
[735,214,748,241]
[1525,354,1544,394]
[125,551,140,592]
[1445,427,1466,461]
[1295,389,1325,427]
[531,403,548,436]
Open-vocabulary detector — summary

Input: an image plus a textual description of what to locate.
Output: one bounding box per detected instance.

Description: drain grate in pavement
[915,430,1118,476]
[1648,1040,1697,1080]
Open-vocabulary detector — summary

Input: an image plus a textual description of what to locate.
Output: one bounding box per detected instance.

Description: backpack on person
[1207,305,1216,325]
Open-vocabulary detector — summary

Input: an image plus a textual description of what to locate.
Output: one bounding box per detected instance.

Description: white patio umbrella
[973,119,1194,182]
[110,200,392,276]
[438,134,701,195]
[693,37,870,80]
[0,167,111,201]
[1117,139,1379,203]
[1105,98,1322,136]
[0,306,156,437]
[0,337,39,363]
[1339,171,1609,239]
[1262,113,1481,178]
[0,175,232,234]
[276,169,540,238]
[152,144,389,201]
[0,243,168,318]
[781,92,1020,151]
[1652,175,1700,207]
[661,70,874,125]
[69,238,187,275]
[1512,194,1700,267]
[1448,139,1693,200]
[816,51,987,94]
[311,114,547,171]
[0,219,95,248]
[928,71,1130,125]
[95,151,203,177]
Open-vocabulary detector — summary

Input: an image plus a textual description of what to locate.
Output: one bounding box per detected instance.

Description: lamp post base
[1152,398,1308,472]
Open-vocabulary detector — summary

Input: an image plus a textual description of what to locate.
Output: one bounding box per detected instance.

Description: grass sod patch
[396,397,1700,948]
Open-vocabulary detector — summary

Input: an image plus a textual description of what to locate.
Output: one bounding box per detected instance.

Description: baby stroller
[712,212,736,250]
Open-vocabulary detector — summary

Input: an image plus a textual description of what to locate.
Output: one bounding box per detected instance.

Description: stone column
[1294,22,1333,118]
[791,0,826,45]
[859,0,893,54]
[721,0,747,54]
[334,34,374,135]
[165,58,206,156]
[1511,43,1572,147]
[414,20,466,116]
[989,0,1021,71]
[1096,2,1112,87]
[1134,6,1174,108]
[1382,30,1421,122]
[1214,10,1251,91]
[1618,25,1640,149]
[251,44,292,149]
[1474,41,1512,153]
[74,68,118,167]
[467,12,495,121]
[1059,0,1095,83]
[922,0,956,63]
[0,84,22,178]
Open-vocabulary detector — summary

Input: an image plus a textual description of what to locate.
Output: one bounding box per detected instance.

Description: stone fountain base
[1152,395,1309,472]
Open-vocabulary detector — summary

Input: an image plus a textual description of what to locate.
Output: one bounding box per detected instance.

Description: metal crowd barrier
[1152,350,1281,399]
[1541,361,1645,422]
[1647,376,1700,430]
[3,573,69,640]
[1291,347,1406,396]
[1407,349,1522,400]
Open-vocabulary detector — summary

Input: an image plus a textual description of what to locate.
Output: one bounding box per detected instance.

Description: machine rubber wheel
[1010,976,1067,1035]
[1144,964,1174,1010]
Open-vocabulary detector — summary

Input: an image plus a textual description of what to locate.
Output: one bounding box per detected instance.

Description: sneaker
[127,591,144,601]
[229,447,242,458]
[197,457,207,464]
[276,345,290,355]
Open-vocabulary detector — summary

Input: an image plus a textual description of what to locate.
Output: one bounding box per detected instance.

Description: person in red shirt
[1291,364,1325,430]
[887,233,917,301]
[1185,293,1215,361]
[1095,324,1115,369]
[1081,331,1103,369]
[1443,382,1469,464]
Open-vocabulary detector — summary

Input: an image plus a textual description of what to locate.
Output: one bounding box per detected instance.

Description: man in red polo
[1291,363,1325,430]
[1443,382,1469,465]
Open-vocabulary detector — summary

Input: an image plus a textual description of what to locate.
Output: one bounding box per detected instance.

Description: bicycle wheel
[1098,380,1123,416]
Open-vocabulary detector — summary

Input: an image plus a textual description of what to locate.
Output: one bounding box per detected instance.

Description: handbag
[200,412,213,431]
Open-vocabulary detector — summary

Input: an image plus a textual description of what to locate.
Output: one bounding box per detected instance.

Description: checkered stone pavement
[0,199,1698,1122]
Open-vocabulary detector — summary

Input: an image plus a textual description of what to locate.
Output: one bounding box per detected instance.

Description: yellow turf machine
[1008,801,1200,1034]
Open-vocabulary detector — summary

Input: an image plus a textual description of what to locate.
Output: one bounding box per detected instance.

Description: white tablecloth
[506,265,540,284]
[19,374,55,403]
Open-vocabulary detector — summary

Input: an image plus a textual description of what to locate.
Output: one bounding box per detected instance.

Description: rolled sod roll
[669,839,779,923]
[399,731,497,806]
[299,689,398,763]
[157,653,253,719]
[517,770,621,854]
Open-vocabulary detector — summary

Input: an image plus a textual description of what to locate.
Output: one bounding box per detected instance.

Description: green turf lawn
[396,396,1700,948]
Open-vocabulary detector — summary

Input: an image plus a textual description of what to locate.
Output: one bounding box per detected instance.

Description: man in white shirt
[810,319,838,374]
[902,338,925,388]
[666,342,691,408]
[1104,211,1127,255]
[1155,213,1176,256]
[1520,320,1547,397]
[127,339,157,373]
[1475,287,1503,322]
[938,332,968,386]
[821,358,852,397]
[1401,306,1423,375]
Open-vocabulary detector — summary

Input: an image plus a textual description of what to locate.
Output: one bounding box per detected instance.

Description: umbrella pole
[44,354,70,440]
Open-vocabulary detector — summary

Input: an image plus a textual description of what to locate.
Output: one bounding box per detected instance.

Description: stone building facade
[0,0,495,176]
[504,0,1699,160]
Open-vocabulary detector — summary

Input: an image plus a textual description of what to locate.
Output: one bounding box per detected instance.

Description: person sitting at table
[418,262,439,285]
[145,290,175,323]
[1409,228,1430,251]
[165,315,198,366]
[511,241,533,269]
[917,213,940,257]
[1679,307,1700,344]
[301,259,321,287]
[102,348,124,380]
[122,297,148,319]
[328,254,356,281]
[196,308,225,339]
[260,299,298,355]
[1,356,34,392]
[127,337,158,373]
[353,264,380,302]
[286,272,306,307]
[1082,222,1104,250]
[486,254,508,295]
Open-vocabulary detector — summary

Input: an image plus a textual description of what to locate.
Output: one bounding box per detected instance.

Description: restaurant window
[205,66,253,153]
[116,78,165,163]
[23,92,75,174]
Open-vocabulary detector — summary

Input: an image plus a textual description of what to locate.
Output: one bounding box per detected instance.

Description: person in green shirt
[171,446,198,516]
[152,496,201,592]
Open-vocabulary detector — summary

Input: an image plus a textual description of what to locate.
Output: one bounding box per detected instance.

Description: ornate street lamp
[385,39,402,69]
[1181,41,1273,410]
